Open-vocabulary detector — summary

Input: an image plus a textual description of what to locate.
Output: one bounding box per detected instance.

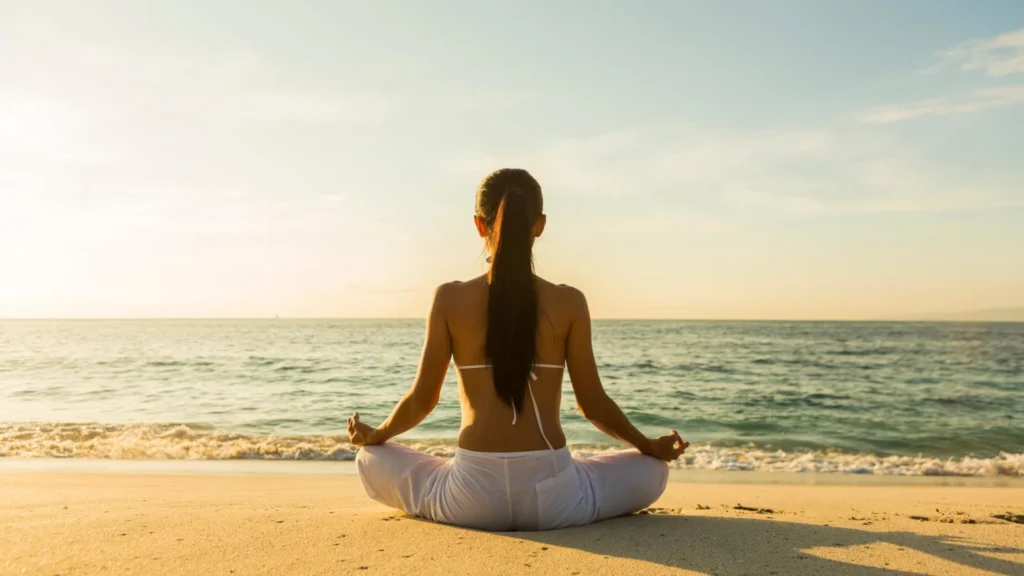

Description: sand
[1,470,1022,575]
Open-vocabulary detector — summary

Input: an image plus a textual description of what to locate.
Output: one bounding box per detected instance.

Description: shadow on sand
[468,514,1024,575]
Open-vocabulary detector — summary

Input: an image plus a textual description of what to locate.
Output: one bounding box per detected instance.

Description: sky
[1,0,1022,319]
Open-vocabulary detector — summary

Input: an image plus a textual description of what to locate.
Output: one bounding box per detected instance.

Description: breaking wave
[2,422,1021,477]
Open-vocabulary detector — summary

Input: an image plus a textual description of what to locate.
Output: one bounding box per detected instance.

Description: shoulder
[431,281,460,306]
[537,277,589,315]
[433,281,459,297]
[432,276,486,306]
[558,284,589,315]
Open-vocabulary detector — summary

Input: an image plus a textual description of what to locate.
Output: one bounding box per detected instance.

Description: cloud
[455,129,837,199]
[0,16,396,229]
[859,28,1024,124]
[451,123,1019,220]
[857,86,1024,124]
[0,18,393,130]
[0,92,96,160]
[172,91,374,125]
[936,27,1024,77]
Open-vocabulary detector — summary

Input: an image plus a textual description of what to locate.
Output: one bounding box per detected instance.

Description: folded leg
[575,450,669,522]
[356,443,450,516]
[356,443,513,530]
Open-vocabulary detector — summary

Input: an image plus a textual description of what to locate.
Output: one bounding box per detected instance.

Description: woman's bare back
[444,274,579,452]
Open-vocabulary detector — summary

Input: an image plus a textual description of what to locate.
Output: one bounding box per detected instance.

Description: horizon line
[2,317,1022,323]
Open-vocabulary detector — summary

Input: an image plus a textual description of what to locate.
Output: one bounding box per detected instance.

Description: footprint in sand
[733,504,778,514]
[638,507,684,515]
[993,513,1024,524]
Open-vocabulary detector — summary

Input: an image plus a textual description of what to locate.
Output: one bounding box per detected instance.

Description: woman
[349,168,688,531]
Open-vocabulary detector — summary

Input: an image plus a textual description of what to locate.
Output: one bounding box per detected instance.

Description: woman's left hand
[348,412,383,446]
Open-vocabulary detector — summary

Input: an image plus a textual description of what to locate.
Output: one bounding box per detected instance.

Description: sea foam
[2,422,1021,477]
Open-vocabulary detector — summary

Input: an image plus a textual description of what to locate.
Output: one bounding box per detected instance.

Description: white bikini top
[456,363,564,450]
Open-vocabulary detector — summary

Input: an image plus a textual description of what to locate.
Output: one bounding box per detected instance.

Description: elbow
[577,396,610,423]
[408,389,441,417]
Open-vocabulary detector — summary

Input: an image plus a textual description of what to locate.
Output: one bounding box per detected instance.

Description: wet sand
[1,472,1022,575]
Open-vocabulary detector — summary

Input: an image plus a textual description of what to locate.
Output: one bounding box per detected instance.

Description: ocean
[1,320,1021,476]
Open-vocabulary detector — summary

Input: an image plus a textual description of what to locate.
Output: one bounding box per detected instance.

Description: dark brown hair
[476,168,543,415]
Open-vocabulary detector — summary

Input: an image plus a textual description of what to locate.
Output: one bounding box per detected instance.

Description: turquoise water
[1,320,1021,476]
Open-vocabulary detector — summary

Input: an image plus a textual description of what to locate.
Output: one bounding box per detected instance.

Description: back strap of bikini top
[524,373,553,451]
[458,363,561,451]
[457,363,563,371]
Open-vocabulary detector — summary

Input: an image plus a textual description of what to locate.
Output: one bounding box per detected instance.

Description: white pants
[356,443,669,531]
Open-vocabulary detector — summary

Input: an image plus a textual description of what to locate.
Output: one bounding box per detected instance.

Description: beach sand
[2,471,1022,575]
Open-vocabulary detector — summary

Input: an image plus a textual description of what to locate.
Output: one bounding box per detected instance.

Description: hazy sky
[2,1,1023,319]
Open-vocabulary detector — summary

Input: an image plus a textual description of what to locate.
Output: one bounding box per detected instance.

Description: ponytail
[477,170,542,415]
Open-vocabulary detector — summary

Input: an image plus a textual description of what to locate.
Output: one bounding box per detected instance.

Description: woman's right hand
[642,429,689,461]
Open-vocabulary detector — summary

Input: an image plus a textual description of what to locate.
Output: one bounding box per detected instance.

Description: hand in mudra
[347,412,383,446]
[643,429,689,461]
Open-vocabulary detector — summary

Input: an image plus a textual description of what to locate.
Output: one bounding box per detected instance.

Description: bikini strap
[456,363,564,370]
[456,363,560,452]
[526,371,554,451]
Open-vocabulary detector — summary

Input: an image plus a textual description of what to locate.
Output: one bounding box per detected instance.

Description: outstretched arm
[349,285,452,445]
[565,288,688,461]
